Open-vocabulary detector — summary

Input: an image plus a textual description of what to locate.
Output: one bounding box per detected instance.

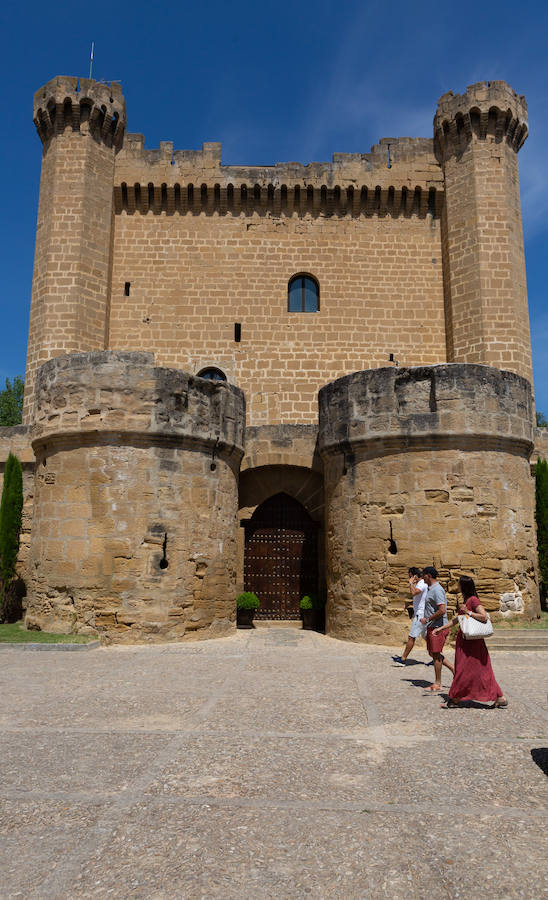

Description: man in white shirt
[393,567,427,665]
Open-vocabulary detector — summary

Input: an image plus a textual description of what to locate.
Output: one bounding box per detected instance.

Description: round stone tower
[23,77,126,423]
[26,352,245,642]
[435,82,532,383]
[319,364,539,645]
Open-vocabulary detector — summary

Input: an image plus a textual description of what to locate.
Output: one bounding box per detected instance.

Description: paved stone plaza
[1,628,547,899]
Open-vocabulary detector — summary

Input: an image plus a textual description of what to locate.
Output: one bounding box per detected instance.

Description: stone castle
[0,74,545,643]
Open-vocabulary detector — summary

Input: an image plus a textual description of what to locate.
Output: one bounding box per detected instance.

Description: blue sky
[1,0,547,412]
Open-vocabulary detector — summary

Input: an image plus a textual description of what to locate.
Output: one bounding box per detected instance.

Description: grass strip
[495,611,548,630]
[0,621,94,643]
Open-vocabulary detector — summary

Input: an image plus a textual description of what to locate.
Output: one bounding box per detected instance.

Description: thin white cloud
[296,58,434,161]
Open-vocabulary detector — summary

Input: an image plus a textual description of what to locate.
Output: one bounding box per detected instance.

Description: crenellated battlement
[33,76,126,150]
[434,80,528,161]
[115,135,439,191]
[118,134,434,173]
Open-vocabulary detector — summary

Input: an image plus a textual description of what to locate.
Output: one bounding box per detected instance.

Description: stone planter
[301,609,325,631]
[237,608,256,629]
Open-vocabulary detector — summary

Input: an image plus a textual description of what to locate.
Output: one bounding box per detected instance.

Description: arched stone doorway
[244,493,319,619]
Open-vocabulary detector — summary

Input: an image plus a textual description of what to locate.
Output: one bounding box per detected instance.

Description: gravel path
[1,629,547,899]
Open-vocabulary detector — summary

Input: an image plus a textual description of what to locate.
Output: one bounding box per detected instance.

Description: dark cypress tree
[536,458,548,604]
[0,452,23,622]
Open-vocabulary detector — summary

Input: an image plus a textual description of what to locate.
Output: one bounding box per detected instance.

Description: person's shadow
[402,678,434,689]
[531,749,548,777]
[391,658,422,668]
[435,695,504,709]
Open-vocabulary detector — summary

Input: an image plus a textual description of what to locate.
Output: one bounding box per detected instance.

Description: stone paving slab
[1,799,106,898]
[0,629,547,899]
[145,734,381,802]
[75,805,547,899]
[0,691,212,732]
[142,733,548,809]
[210,683,367,735]
[2,733,173,795]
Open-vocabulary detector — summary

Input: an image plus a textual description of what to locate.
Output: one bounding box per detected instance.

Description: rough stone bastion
[318,364,538,644]
[26,351,245,642]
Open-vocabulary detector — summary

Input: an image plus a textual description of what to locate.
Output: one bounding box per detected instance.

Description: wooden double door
[244,493,319,620]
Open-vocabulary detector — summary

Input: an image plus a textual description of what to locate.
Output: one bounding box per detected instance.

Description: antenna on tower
[89,42,94,79]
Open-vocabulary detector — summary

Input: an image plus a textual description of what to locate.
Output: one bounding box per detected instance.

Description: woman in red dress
[433,576,508,709]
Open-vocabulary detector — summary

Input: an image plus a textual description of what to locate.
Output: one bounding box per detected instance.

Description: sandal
[495,698,508,708]
[441,699,459,709]
[425,685,442,692]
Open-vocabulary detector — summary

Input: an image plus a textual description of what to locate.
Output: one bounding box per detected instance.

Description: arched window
[197,367,227,382]
[288,274,319,312]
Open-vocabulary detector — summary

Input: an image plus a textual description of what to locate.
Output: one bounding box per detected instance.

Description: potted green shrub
[236,592,259,628]
[300,595,315,630]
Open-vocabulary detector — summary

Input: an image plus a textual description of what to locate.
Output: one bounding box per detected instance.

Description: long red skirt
[449,630,503,702]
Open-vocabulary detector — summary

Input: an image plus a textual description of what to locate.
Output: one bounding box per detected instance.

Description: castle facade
[2,75,542,642]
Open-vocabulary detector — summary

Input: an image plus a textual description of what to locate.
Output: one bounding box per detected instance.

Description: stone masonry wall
[319,365,539,645]
[108,212,445,425]
[108,135,445,426]
[26,352,245,643]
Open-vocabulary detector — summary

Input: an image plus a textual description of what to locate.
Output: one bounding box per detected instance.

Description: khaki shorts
[409,616,426,639]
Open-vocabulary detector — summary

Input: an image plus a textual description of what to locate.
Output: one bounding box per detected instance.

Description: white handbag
[458,611,493,639]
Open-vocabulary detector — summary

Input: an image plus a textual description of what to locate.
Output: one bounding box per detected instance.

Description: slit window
[124,282,131,296]
[288,274,319,312]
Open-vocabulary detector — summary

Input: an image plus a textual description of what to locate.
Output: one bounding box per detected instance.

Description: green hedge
[300,593,324,610]
[236,592,260,610]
